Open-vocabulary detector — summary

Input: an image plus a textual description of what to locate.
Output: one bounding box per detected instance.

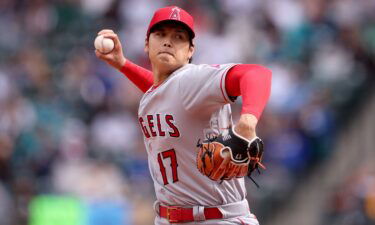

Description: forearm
[226,64,272,139]
[119,60,154,93]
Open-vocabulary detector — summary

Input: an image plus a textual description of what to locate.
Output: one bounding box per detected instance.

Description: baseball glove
[197,127,265,186]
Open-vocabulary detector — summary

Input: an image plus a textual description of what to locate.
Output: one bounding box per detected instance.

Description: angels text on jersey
[138,114,181,138]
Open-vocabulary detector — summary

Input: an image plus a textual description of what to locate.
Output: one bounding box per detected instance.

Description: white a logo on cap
[170,7,181,20]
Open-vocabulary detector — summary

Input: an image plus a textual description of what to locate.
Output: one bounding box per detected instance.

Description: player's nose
[163,41,172,48]
[162,35,173,48]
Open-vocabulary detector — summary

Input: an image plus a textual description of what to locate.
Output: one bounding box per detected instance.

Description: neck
[152,68,172,86]
[151,63,186,86]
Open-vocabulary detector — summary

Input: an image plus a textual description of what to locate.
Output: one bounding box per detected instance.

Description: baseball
[94,35,114,54]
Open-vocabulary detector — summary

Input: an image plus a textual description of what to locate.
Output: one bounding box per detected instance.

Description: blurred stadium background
[0,0,374,224]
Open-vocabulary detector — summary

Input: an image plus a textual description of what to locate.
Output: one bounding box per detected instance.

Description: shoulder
[242,64,272,73]
[195,63,237,70]
[228,64,272,77]
[179,63,237,75]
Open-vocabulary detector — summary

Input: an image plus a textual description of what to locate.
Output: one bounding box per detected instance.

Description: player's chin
[157,56,176,65]
[157,54,174,61]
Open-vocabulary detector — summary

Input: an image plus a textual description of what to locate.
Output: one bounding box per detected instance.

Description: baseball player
[96,6,272,225]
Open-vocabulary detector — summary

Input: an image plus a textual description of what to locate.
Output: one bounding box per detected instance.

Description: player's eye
[154,31,165,37]
[175,34,184,40]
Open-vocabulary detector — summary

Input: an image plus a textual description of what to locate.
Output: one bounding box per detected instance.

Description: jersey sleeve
[178,63,237,114]
[119,60,153,93]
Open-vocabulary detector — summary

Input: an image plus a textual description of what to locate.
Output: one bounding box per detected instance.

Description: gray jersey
[138,63,248,207]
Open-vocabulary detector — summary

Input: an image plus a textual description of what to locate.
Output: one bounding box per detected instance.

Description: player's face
[145,23,194,72]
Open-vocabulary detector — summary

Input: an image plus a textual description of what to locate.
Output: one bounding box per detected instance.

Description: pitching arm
[95,29,154,93]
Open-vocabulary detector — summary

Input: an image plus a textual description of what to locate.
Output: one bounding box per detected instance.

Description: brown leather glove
[197,127,265,182]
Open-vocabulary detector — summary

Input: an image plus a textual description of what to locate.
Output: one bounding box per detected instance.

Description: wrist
[234,114,258,140]
[118,57,127,71]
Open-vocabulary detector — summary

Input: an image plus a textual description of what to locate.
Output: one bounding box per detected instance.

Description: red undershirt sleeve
[225,64,272,119]
[119,60,154,93]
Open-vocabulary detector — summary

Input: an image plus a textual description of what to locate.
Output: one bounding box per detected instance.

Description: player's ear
[144,37,149,54]
[187,45,194,61]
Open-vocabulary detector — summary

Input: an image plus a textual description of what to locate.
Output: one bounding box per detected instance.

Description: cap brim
[148,20,195,39]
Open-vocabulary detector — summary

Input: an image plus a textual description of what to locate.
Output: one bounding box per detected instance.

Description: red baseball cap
[147,6,195,38]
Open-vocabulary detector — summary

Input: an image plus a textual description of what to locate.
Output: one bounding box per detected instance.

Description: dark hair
[188,40,194,63]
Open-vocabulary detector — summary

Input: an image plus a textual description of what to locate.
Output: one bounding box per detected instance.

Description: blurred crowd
[0,0,374,224]
[325,163,375,225]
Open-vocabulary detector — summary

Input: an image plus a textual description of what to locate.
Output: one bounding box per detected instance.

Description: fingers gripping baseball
[95,29,126,70]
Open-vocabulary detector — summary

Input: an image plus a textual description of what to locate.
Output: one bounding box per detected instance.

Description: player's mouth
[159,51,174,56]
